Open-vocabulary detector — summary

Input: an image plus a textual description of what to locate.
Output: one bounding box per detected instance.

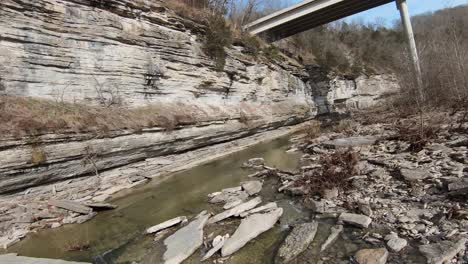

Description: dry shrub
[301,121,321,140]
[298,149,360,195]
[163,0,209,22]
[394,120,440,152]
[331,119,357,134]
[65,239,90,252]
[0,96,221,137]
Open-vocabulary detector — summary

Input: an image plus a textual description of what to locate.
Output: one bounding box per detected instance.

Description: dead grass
[300,121,321,140]
[64,239,91,252]
[0,96,225,137]
[163,0,209,23]
[393,117,441,152]
[298,149,360,195]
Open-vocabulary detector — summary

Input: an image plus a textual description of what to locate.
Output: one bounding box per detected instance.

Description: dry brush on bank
[0,96,227,137]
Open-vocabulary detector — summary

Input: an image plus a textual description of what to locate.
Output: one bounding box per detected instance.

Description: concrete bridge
[246,0,423,90]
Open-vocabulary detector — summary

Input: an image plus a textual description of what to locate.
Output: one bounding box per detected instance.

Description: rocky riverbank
[136,110,467,264]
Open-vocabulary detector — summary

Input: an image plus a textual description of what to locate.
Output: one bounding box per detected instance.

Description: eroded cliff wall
[0,0,313,113]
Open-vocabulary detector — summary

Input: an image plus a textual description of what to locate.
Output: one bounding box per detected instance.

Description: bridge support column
[397,0,423,98]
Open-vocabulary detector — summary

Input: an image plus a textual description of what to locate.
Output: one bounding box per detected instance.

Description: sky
[286,0,468,25]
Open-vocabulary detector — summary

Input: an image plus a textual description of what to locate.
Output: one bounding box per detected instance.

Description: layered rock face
[308,66,400,114]
[0,0,315,194]
[0,0,312,110]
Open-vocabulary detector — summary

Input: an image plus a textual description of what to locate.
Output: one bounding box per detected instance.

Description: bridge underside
[247,0,395,41]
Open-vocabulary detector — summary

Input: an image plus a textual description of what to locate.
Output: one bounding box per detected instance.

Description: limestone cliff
[0,0,312,112]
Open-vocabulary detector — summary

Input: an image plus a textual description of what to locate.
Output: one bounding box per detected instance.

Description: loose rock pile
[245,112,468,263]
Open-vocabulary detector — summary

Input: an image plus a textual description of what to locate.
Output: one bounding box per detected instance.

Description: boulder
[163,211,209,264]
[386,237,407,252]
[338,213,372,228]
[221,208,283,257]
[354,248,388,264]
[241,181,263,196]
[276,222,319,263]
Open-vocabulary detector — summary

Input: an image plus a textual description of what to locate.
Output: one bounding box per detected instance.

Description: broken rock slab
[49,200,92,214]
[163,211,210,264]
[321,225,343,252]
[201,234,229,261]
[146,216,188,234]
[221,208,283,257]
[419,238,467,264]
[322,136,378,149]
[0,237,20,249]
[338,213,372,228]
[208,197,262,224]
[0,253,91,263]
[399,168,429,182]
[276,222,318,263]
[241,180,263,196]
[84,203,117,211]
[354,248,388,264]
[239,202,278,218]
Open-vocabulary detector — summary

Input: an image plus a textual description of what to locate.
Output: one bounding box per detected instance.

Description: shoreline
[0,121,309,250]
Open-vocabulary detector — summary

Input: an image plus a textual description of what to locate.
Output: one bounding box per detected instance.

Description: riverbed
[7,136,304,263]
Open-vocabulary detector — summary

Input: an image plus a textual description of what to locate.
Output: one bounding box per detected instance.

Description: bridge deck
[246,0,395,41]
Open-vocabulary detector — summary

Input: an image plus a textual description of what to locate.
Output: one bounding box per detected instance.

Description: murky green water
[7,136,303,263]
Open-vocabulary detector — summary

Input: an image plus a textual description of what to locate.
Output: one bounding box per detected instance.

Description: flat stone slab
[208,197,262,224]
[419,238,467,264]
[146,216,187,234]
[321,225,343,252]
[49,200,92,214]
[354,248,388,264]
[163,211,209,264]
[339,213,372,228]
[322,136,378,148]
[276,221,319,263]
[240,202,278,218]
[399,168,429,182]
[84,203,117,210]
[222,208,283,257]
[0,254,90,264]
